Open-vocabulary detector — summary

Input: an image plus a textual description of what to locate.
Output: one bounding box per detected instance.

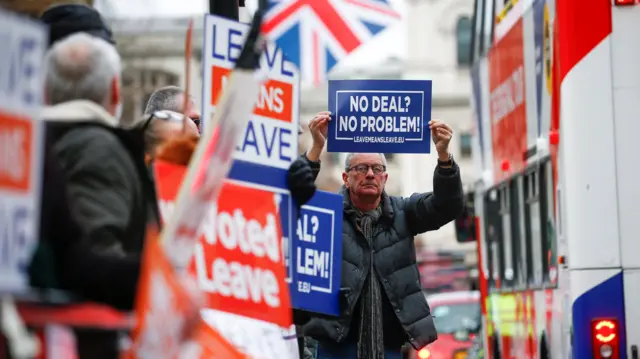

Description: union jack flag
[262,0,400,86]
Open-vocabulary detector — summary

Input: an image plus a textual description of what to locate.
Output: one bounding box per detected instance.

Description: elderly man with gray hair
[43,32,159,256]
[301,112,464,358]
[145,85,201,126]
[141,86,201,161]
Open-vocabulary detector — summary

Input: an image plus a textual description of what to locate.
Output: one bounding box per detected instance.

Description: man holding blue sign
[327,80,433,154]
[303,113,463,359]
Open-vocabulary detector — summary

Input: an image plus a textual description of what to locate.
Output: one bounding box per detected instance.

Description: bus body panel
[553,158,571,359]
[570,269,626,359]
[623,270,640,351]
[471,60,494,186]
[612,85,640,270]
[610,5,640,270]
[558,34,621,270]
[470,64,485,178]
[609,7,640,352]
[521,10,538,156]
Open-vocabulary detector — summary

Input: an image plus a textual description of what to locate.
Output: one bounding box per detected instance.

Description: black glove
[339,287,351,313]
[287,157,317,207]
[293,308,313,326]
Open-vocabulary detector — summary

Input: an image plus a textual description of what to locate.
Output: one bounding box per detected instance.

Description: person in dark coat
[301,112,465,359]
[38,8,157,357]
[42,30,158,255]
[34,136,141,311]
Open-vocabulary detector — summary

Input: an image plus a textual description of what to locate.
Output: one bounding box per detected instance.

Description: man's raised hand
[429,119,453,159]
[307,111,331,162]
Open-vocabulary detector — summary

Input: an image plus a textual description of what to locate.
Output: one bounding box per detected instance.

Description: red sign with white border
[489,18,527,182]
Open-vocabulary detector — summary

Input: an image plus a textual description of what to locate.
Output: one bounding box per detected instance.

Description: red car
[409,291,480,359]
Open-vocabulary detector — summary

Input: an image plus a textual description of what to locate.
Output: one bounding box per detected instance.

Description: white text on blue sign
[210,22,296,80]
[336,91,425,144]
[295,208,335,294]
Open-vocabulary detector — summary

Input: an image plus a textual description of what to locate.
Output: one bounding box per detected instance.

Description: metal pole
[208,0,239,20]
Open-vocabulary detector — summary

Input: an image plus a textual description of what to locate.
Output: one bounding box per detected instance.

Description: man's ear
[110,77,120,105]
[342,172,349,188]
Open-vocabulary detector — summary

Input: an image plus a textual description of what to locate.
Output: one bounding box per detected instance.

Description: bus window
[455,192,476,243]
[525,170,544,286]
[540,159,557,284]
[499,185,514,284]
[485,188,503,288]
[471,0,484,63]
[456,16,473,67]
[514,176,529,286]
[482,0,495,54]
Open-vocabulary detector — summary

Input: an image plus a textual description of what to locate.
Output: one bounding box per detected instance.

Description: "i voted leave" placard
[327,80,432,154]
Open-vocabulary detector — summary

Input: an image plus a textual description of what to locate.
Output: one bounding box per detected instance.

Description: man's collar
[42,100,119,127]
[341,186,394,220]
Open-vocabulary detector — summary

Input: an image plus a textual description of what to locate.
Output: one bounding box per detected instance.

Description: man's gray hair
[144,86,184,115]
[344,153,387,170]
[44,32,121,106]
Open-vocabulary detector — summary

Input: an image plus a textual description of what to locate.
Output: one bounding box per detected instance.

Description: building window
[456,16,473,67]
[330,153,342,167]
[460,132,472,157]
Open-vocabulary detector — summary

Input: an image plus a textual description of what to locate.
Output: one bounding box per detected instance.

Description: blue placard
[327,80,432,153]
[286,190,343,316]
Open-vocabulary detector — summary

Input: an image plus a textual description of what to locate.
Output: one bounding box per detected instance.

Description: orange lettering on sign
[211,66,293,123]
[0,111,32,192]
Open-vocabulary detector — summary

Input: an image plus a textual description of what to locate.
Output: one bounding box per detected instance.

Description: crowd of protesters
[9,3,464,359]
[22,3,315,358]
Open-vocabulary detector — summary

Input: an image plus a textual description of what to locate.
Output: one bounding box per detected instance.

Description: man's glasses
[140,110,183,133]
[346,164,386,175]
[146,110,184,123]
[141,110,200,130]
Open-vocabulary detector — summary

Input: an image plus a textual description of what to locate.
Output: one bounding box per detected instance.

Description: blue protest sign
[327,80,432,153]
[287,190,343,316]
